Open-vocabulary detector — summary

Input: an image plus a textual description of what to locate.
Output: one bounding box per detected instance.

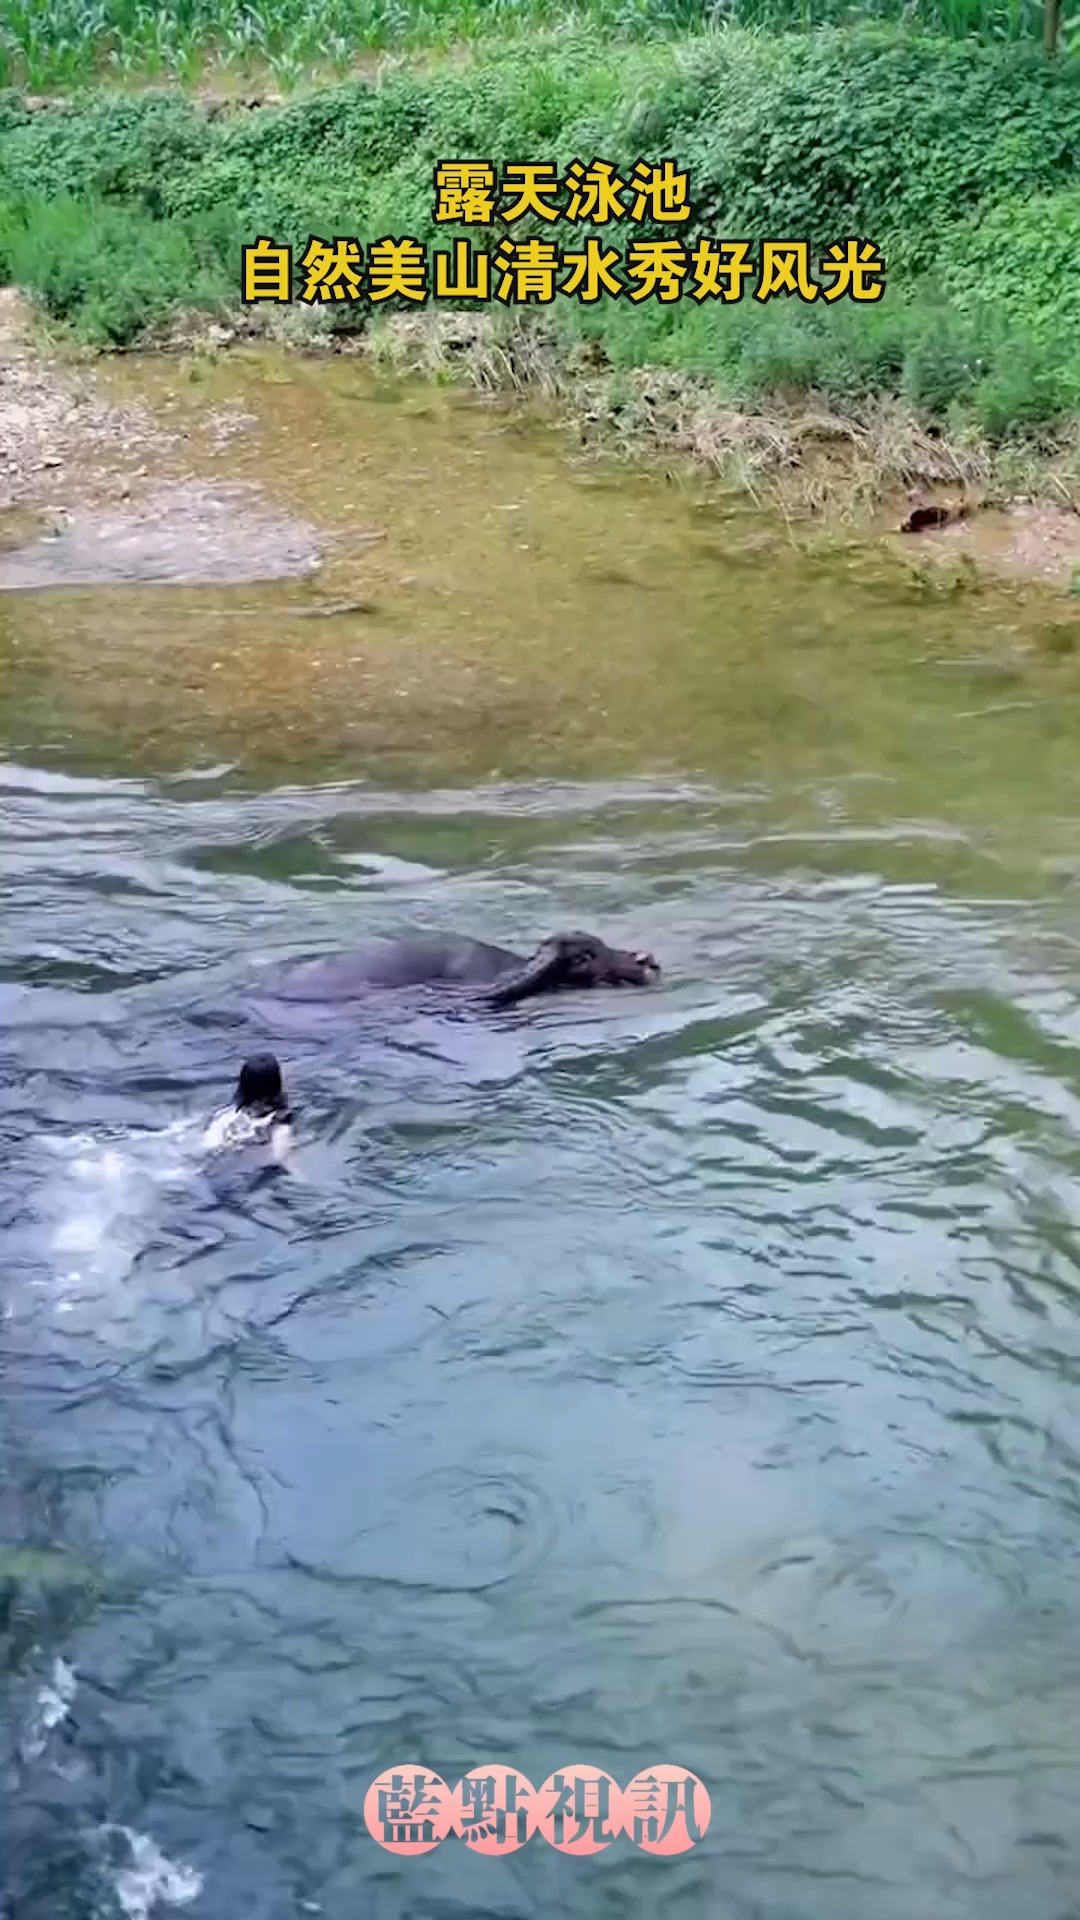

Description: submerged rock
[0,481,325,590]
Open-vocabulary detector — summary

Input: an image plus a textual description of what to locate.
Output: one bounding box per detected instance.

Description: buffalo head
[484,931,661,1008]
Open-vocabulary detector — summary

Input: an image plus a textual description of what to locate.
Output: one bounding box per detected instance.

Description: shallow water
[5,353,1080,1920]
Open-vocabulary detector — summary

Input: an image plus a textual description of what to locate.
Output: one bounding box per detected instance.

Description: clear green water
[4,350,1080,1920]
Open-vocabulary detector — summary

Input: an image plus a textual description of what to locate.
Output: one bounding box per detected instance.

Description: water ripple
[6,765,1080,1919]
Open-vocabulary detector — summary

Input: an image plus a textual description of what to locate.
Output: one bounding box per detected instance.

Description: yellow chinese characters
[500,164,562,224]
[560,238,623,303]
[756,242,818,303]
[687,240,754,303]
[627,160,690,224]
[820,239,885,302]
[492,237,561,304]
[432,157,695,225]
[241,237,291,304]
[433,240,490,300]
[625,240,688,303]
[433,162,496,225]
[240,232,887,309]
[366,238,428,304]
[563,160,627,225]
[297,236,363,304]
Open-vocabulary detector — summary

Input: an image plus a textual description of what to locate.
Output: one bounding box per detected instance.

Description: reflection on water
[4,355,1080,1920]
[1,350,1079,857]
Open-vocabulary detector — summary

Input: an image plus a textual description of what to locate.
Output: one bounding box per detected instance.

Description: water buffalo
[261,929,661,1008]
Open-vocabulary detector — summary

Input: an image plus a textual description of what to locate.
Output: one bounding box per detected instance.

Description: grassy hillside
[1,25,1078,485]
[0,0,1054,92]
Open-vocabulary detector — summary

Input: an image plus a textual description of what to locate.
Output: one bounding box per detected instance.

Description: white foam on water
[40,1124,196,1295]
[200,1105,263,1153]
[17,1676,204,1913]
[201,1104,294,1166]
[100,1827,204,1919]
[20,1654,78,1761]
[28,1102,295,1316]
[33,1114,236,1305]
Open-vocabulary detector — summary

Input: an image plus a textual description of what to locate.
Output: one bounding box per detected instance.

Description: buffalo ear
[483,938,564,1008]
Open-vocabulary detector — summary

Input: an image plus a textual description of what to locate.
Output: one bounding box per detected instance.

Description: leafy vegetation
[0,26,1078,444]
[0,0,1070,93]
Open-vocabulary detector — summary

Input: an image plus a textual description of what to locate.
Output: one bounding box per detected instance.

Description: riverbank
[5,279,1080,602]
[3,25,1080,576]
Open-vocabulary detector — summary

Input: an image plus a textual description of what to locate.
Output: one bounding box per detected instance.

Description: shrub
[0,195,235,342]
[3,26,1080,437]
[941,188,1080,345]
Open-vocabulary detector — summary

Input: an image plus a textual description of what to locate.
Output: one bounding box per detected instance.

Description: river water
[4,353,1080,1920]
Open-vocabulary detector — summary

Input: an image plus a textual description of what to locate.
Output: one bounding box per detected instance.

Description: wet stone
[0,481,326,590]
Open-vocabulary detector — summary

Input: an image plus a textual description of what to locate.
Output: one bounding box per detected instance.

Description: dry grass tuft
[362,308,1021,523]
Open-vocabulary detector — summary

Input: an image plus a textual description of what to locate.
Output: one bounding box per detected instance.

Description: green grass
[3,0,703,92]
[1,25,1080,450]
[0,0,1067,92]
